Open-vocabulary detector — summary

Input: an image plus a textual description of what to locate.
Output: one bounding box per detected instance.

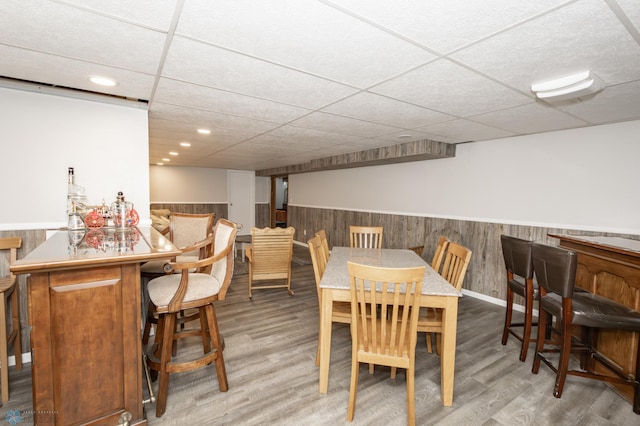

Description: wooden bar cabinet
[550,234,640,407]
[11,227,179,426]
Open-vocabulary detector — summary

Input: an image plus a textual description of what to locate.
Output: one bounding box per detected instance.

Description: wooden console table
[550,234,640,406]
[11,227,180,426]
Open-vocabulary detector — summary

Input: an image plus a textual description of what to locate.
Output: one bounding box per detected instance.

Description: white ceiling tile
[176,0,436,87]
[555,80,640,124]
[416,119,517,142]
[322,92,455,128]
[61,0,179,29]
[0,45,155,100]
[289,112,401,137]
[0,0,166,74]
[149,102,281,134]
[324,0,570,52]
[451,0,640,92]
[617,0,640,30]
[162,37,359,109]
[153,79,312,123]
[371,59,532,117]
[470,102,589,134]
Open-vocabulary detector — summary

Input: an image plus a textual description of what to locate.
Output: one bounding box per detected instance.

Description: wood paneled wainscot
[550,234,640,406]
[11,227,180,426]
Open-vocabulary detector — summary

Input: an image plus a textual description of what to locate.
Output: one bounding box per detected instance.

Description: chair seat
[148,273,222,308]
[508,277,539,299]
[542,292,640,331]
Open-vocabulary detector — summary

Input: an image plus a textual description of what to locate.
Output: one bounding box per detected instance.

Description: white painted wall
[289,120,640,235]
[149,165,271,205]
[0,85,149,231]
[149,165,228,202]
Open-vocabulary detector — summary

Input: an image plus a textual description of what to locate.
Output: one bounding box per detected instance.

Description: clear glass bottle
[67,201,85,230]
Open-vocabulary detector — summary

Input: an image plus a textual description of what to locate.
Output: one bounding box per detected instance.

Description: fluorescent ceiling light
[531,71,603,101]
[89,75,117,87]
[197,129,211,135]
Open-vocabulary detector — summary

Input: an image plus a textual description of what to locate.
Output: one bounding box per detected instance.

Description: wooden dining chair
[431,236,450,273]
[314,229,330,263]
[346,261,425,426]
[146,218,238,417]
[308,236,351,367]
[246,226,295,298]
[0,237,23,403]
[349,225,383,249]
[418,241,471,354]
[424,235,450,353]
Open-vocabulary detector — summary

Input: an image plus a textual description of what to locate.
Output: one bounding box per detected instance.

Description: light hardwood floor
[2,248,638,425]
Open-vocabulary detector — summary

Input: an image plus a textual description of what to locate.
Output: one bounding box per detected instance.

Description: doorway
[270,175,288,228]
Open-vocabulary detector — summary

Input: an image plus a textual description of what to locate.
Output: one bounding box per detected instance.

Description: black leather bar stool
[531,242,640,414]
[500,235,538,362]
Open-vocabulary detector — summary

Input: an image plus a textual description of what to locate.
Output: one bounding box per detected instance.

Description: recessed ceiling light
[156,162,164,166]
[398,134,412,138]
[169,152,178,156]
[180,142,191,147]
[89,75,118,87]
[162,158,170,162]
[197,129,211,135]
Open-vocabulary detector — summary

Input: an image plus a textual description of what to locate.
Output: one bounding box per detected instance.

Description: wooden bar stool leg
[199,306,211,354]
[156,313,176,418]
[10,286,21,371]
[502,286,514,345]
[554,301,573,398]
[0,294,9,403]
[205,304,228,391]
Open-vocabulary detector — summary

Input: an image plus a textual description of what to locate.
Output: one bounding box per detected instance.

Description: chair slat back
[314,229,330,263]
[348,262,424,360]
[440,242,472,291]
[250,227,295,275]
[0,237,21,279]
[308,236,327,304]
[349,226,383,249]
[430,236,450,273]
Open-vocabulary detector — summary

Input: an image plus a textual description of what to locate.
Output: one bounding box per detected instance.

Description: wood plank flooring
[1,247,638,425]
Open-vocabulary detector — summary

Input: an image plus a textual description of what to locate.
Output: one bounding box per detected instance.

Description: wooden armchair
[146,218,238,417]
[246,226,295,298]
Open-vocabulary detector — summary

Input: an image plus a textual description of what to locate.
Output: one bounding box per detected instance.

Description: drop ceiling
[1,0,639,171]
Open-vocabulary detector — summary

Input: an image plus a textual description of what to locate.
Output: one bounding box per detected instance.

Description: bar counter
[11,226,180,426]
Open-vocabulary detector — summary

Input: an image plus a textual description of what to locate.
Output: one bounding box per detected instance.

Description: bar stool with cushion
[0,237,22,403]
[500,235,538,362]
[141,213,215,344]
[146,218,238,417]
[531,242,640,414]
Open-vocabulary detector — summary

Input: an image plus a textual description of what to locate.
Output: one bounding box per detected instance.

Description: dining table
[318,246,462,406]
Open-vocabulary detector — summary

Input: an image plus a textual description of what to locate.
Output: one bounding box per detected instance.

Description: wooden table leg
[439,296,459,406]
[319,288,334,393]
